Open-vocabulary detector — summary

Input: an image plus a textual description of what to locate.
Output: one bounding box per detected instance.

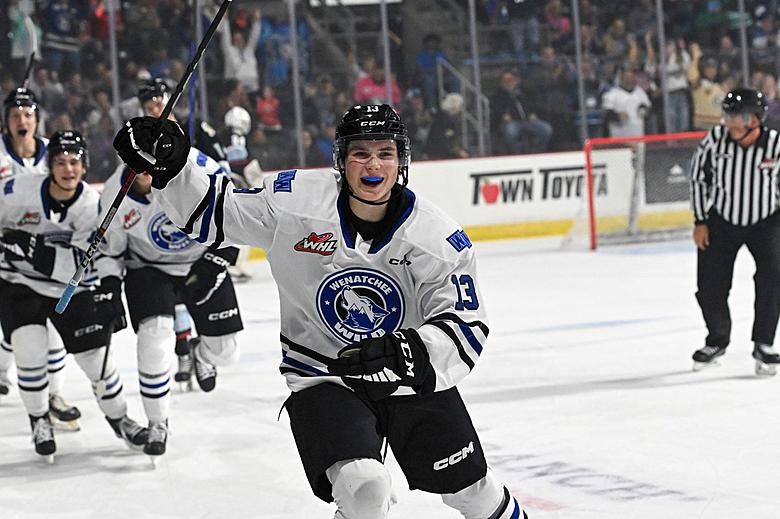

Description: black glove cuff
[398,328,435,394]
[203,246,239,269]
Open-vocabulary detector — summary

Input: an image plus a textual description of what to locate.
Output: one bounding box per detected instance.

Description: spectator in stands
[601,64,651,137]
[601,17,629,66]
[688,44,727,131]
[30,65,65,116]
[578,56,607,138]
[627,0,656,37]
[40,0,86,77]
[312,74,337,127]
[494,0,542,57]
[542,0,573,50]
[9,0,41,83]
[717,35,740,76]
[425,92,469,160]
[490,68,552,154]
[761,73,780,130]
[255,85,281,131]
[401,88,432,153]
[664,39,692,132]
[532,45,577,149]
[414,33,451,110]
[218,7,262,95]
[352,59,401,106]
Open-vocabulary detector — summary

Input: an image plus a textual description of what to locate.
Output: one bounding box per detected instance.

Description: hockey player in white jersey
[0,87,82,430]
[95,149,244,456]
[0,131,148,460]
[113,105,527,518]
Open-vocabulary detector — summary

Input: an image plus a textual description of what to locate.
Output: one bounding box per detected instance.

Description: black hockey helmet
[722,88,767,122]
[3,87,40,123]
[47,130,89,171]
[137,78,171,105]
[333,104,411,185]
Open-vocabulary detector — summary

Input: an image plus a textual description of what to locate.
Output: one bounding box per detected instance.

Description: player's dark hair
[48,130,89,173]
[3,87,40,126]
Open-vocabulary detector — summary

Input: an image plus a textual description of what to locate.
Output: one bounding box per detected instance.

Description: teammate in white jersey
[0,131,147,460]
[95,149,244,456]
[0,87,81,429]
[113,106,526,518]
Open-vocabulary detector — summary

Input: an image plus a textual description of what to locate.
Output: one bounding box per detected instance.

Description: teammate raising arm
[0,131,147,460]
[113,106,526,518]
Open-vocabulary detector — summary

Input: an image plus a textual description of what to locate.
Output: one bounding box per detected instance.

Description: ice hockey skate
[30,413,56,463]
[692,345,727,371]
[49,394,82,431]
[145,420,169,465]
[752,343,780,376]
[175,352,194,391]
[107,415,149,451]
[0,368,11,397]
[191,338,217,392]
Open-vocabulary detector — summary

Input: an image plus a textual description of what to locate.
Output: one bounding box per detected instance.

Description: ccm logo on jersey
[17,211,41,226]
[74,323,104,337]
[208,307,239,321]
[123,209,141,229]
[433,442,475,471]
[294,232,338,256]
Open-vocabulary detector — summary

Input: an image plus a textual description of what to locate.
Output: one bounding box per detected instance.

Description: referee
[689,88,780,375]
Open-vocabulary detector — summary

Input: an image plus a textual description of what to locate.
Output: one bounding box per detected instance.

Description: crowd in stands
[5,0,780,180]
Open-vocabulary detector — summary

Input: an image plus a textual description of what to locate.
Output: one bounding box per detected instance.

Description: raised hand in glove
[0,230,55,276]
[182,246,239,305]
[93,276,127,332]
[112,116,190,189]
[327,329,433,401]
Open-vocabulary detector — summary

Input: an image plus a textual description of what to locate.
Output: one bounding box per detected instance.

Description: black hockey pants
[696,211,780,348]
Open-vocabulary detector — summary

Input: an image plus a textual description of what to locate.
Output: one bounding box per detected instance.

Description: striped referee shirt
[690,125,780,226]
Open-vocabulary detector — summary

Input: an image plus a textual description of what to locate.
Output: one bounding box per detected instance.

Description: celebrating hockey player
[113,105,526,518]
[0,131,147,461]
[0,87,82,429]
[95,149,244,457]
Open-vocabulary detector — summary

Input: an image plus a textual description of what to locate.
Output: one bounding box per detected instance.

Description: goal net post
[578,131,706,250]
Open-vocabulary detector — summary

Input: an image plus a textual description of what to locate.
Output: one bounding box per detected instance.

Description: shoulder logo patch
[447,229,472,252]
[294,232,338,256]
[317,268,405,344]
[273,170,297,193]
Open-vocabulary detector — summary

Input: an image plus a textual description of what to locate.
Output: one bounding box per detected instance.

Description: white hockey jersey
[0,134,49,180]
[96,149,225,278]
[156,158,489,394]
[0,174,99,298]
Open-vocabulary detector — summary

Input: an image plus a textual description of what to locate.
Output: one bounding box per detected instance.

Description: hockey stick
[55,0,232,314]
[22,51,35,88]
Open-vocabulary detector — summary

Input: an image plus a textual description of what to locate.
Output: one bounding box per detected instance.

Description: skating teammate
[113,105,526,518]
[690,88,780,375]
[0,87,82,428]
[0,131,147,460]
[95,154,244,457]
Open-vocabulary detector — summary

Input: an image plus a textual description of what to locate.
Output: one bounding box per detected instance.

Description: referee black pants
[696,211,780,348]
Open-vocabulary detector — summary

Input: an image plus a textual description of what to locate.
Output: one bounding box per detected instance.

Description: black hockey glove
[327,329,433,401]
[182,246,239,306]
[93,277,127,332]
[0,230,55,276]
[113,116,190,189]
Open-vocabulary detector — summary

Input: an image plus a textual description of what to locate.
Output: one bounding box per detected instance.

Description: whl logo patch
[294,232,338,256]
[123,208,141,229]
[17,211,40,226]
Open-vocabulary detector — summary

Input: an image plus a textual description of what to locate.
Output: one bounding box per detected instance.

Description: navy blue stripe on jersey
[336,189,356,249]
[458,323,484,355]
[280,366,312,378]
[196,174,219,243]
[427,321,476,370]
[183,179,216,234]
[282,350,328,376]
[427,312,489,337]
[369,189,416,254]
[212,175,230,248]
[280,334,334,364]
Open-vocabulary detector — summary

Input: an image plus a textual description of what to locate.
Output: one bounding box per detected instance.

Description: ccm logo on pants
[208,307,239,321]
[433,442,475,471]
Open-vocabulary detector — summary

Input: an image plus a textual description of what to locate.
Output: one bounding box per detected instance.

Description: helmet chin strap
[734,124,759,143]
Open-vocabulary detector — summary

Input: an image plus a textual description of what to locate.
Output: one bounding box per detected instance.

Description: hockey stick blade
[54,0,233,314]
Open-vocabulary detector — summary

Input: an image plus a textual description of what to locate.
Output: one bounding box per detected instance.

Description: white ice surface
[1,238,778,518]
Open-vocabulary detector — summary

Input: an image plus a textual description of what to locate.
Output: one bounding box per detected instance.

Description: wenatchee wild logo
[317,268,405,344]
[148,211,195,252]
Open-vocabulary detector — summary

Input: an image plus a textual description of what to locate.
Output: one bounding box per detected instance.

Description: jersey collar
[40,176,84,220]
[3,134,46,166]
[336,186,416,253]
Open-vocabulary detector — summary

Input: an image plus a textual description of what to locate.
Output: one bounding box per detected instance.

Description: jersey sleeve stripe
[458,323,484,355]
[281,351,328,376]
[280,366,313,378]
[426,312,489,336]
[212,175,230,248]
[195,174,219,244]
[183,175,216,234]
[426,321,476,370]
[280,334,335,364]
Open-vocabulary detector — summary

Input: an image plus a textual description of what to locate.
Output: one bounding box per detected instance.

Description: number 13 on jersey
[451,274,479,310]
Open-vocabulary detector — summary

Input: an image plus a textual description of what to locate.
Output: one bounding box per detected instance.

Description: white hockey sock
[73,348,128,420]
[0,338,14,372]
[442,470,525,519]
[199,333,240,365]
[47,324,67,396]
[327,458,393,519]
[137,316,174,423]
[12,325,49,416]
